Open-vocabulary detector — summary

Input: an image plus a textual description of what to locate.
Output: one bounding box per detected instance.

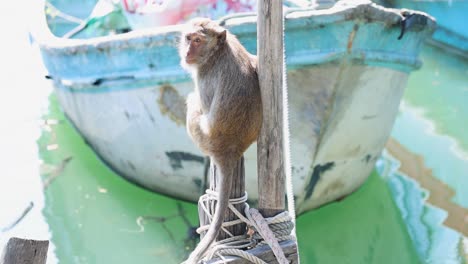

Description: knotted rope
[195,190,295,263]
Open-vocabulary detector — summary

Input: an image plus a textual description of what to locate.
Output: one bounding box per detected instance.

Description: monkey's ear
[217,30,227,43]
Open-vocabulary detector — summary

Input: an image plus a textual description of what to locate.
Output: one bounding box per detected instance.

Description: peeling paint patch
[364,154,372,163]
[127,160,136,171]
[362,114,377,120]
[347,24,359,52]
[158,84,186,126]
[140,99,156,123]
[322,180,345,197]
[305,162,335,200]
[193,178,202,191]
[124,111,131,120]
[165,151,204,170]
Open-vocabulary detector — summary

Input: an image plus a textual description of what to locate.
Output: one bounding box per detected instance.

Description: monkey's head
[180,18,227,69]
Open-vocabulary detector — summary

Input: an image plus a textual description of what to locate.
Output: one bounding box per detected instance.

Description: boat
[375,0,468,57]
[32,0,436,213]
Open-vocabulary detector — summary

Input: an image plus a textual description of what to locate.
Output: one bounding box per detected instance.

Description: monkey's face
[180,19,227,68]
[182,32,206,65]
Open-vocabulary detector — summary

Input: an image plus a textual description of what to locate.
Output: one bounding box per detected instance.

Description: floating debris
[1,202,34,233]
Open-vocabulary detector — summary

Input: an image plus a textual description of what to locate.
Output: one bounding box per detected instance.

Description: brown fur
[180,18,262,263]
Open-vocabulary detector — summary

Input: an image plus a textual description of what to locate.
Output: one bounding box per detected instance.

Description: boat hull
[35,1,436,213]
[53,63,408,213]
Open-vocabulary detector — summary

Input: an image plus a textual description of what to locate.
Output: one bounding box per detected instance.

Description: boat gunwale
[33,0,436,52]
[52,49,424,94]
[32,0,437,90]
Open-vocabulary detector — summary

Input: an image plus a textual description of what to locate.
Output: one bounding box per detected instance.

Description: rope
[45,2,84,24]
[194,191,295,264]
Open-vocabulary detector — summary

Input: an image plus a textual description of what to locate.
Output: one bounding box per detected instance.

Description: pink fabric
[121,0,257,28]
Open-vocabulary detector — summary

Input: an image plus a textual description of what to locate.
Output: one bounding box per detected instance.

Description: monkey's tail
[184,158,235,264]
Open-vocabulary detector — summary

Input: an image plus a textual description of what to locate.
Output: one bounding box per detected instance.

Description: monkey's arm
[186,92,212,149]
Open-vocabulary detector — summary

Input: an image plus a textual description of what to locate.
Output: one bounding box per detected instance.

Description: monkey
[179,18,262,263]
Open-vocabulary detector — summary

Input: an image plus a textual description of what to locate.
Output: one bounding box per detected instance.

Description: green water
[378,153,466,264]
[392,45,468,208]
[38,97,198,264]
[401,45,468,154]
[31,94,420,263]
[1,1,467,263]
[387,44,468,263]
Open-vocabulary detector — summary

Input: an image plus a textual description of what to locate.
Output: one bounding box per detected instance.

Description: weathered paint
[158,84,186,126]
[165,151,204,170]
[364,154,371,163]
[50,62,419,212]
[33,0,436,212]
[32,1,436,89]
[305,162,335,200]
[375,0,468,56]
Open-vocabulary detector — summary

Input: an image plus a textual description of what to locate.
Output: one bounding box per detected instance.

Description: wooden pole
[1,237,49,264]
[199,157,246,241]
[255,3,299,263]
[257,0,286,217]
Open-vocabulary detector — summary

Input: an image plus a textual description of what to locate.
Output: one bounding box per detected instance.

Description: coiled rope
[196,190,295,263]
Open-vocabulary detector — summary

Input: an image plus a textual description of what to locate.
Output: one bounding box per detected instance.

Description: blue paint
[377,0,468,53]
[35,2,436,94]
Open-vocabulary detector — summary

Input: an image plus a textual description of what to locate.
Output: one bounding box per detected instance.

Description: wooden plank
[206,239,298,264]
[257,0,286,217]
[199,157,246,240]
[1,237,49,264]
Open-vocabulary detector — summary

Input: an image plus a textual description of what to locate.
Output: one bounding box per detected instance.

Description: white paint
[54,64,409,213]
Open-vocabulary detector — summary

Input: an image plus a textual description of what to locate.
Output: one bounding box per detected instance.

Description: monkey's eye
[186,35,191,42]
[194,38,201,43]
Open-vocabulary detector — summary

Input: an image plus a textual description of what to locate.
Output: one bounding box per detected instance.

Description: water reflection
[377,152,466,263]
[382,44,468,263]
[391,45,468,209]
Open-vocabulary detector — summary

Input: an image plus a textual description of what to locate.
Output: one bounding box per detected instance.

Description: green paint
[38,94,420,263]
